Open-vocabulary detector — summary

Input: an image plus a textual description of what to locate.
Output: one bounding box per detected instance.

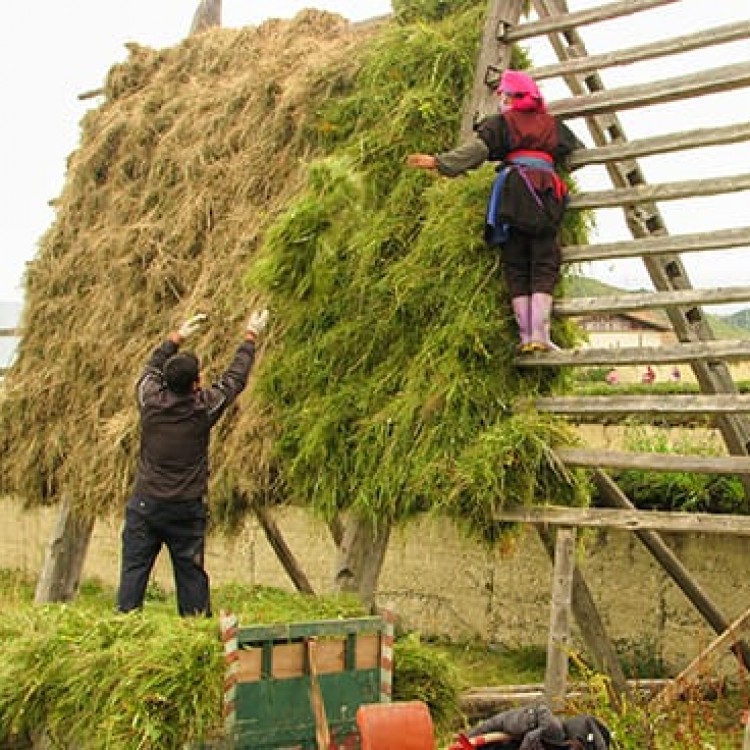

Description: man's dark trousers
[117,496,210,616]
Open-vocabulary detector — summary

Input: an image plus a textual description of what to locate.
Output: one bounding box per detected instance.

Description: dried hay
[0,2,590,541]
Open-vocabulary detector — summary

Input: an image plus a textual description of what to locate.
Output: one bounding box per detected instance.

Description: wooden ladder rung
[561,225,750,266]
[556,447,750,474]
[567,173,750,210]
[502,0,678,42]
[549,61,750,119]
[555,286,750,316]
[530,21,750,84]
[566,122,750,169]
[533,394,750,416]
[490,504,750,536]
[513,340,750,367]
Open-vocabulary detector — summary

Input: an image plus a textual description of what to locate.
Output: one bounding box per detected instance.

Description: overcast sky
[1,1,748,309]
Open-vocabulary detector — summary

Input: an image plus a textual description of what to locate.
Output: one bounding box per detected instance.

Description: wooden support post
[594,469,750,670]
[35,496,95,604]
[307,638,332,750]
[545,527,576,710]
[333,516,391,612]
[254,505,316,594]
[459,0,526,141]
[189,0,222,35]
[537,528,630,704]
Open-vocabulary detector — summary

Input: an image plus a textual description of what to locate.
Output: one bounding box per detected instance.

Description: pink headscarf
[498,70,547,113]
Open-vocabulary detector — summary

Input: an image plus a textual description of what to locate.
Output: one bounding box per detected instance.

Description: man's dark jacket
[133,338,255,500]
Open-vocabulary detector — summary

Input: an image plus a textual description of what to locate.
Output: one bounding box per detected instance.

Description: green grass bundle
[1,2,590,541]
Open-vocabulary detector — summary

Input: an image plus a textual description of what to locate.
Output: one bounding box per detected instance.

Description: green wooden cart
[219,611,394,749]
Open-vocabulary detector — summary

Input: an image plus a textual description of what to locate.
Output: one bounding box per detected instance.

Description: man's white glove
[177,313,208,340]
[247,309,269,338]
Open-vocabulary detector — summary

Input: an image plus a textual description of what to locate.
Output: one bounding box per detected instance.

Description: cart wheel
[356,701,435,750]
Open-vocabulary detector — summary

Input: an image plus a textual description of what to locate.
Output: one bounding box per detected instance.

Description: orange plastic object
[356,701,436,750]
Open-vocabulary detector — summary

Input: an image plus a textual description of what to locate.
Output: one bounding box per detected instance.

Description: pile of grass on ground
[2,571,749,749]
[0,574,464,748]
[0,606,223,749]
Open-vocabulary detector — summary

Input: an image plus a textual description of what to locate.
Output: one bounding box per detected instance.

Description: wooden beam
[35,497,95,604]
[528,0,750,501]
[533,394,750,416]
[555,286,750,315]
[254,505,315,595]
[555,448,750,474]
[460,680,666,720]
[549,61,750,119]
[537,527,630,703]
[531,20,750,81]
[651,605,750,708]
[189,0,222,36]
[545,527,575,710]
[494,504,750,536]
[513,340,750,367]
[562,227,750,264]
[568,122,750,169]
[460,0,524,140]
[78,88,105,101]
[503,0,678,42]
[567,172,750,210]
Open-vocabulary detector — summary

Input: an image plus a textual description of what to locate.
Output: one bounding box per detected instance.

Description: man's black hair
[164,352,200,394]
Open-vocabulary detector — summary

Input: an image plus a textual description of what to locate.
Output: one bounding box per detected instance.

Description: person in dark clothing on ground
[448,703,611,750]
[407,69,584,353]
[117,308,269,616]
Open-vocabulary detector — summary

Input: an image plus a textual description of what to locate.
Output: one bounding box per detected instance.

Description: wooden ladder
[463,0,750,699]
[495,0,750,490]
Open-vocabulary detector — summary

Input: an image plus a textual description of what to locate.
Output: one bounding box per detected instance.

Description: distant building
[573,311,675,384]
[574,310,674,349]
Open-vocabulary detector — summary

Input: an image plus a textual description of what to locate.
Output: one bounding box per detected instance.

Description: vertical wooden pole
[307,638,332,750]
[459,0,525,141]
[34,496,94,604]
[537,527,630,704]
[545,527,576,710]
[189,0,222,35]
[333,516,391,612]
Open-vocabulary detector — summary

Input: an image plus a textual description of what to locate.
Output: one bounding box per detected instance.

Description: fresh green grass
[432,638,547,686]
[2,571,748,749]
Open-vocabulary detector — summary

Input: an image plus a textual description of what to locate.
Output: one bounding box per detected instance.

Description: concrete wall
[3,497,749,674]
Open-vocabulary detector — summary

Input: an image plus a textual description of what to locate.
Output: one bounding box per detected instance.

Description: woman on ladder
[407,69,583,353]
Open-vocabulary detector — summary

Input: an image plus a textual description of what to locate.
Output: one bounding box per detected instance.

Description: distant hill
[563,275,750,339]
[727,308,750,332]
